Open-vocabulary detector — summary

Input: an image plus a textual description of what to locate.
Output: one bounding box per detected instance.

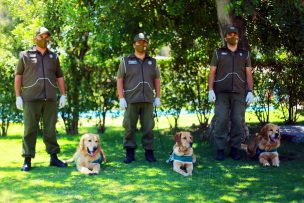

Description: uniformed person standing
[15,27,68,171]
[117,33,161,163]
[208,25,254,161]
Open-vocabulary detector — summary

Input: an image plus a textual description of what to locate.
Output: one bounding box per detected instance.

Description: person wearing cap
[208,25,254,161]
[15,27,67,171]
[116,33,161,163]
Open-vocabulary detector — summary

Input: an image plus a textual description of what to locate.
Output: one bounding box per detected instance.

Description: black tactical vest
[122,55,158,103]
[214,47,249,94]
[17,46,62,102]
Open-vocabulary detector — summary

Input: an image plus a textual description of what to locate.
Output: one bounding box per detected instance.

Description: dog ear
[260,124,269,138]
[79,134,86,151]
[174,132,182,143]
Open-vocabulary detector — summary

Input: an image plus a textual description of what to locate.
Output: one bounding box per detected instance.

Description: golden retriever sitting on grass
[247,124,281,167]
[65,133,106,175]
[171,131,196,176]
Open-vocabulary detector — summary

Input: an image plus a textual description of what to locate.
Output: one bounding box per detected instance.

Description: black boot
[215,150,225,161]
[124,148,135,164]
[50,154,67,167]
[229,147,241,160]
[145,150,156,162]
[21,157,32,171]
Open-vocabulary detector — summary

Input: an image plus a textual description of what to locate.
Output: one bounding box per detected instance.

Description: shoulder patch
[128,60,138,65]
[29,53,36,58]
[221,52,228,55]
[148,60,153,65]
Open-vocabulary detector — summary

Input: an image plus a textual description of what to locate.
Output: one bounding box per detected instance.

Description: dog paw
[263,163,270,167]
[272,163,279,167]
[89,172,99,175]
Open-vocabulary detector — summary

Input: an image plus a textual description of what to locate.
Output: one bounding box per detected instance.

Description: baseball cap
[35,27,51,36]
[134,33,148,42]
[225,25,238,35]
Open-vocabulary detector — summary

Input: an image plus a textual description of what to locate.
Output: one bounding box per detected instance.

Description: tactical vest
[122,55,158,103]
[17,47,62,102]
[214,48,249,94]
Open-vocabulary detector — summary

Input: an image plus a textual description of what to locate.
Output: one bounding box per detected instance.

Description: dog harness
[256,147,278,156]
[170,153,193,163]
[91,155,103,164]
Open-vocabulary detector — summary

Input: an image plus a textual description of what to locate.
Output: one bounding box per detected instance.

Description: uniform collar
[221,46,242,53]
[29,45,50,55]
[129,53,151,61]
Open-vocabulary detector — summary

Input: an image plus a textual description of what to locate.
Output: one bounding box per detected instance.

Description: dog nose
[275,133,279,138]
[93,146,98,151]
[190,142,193,147]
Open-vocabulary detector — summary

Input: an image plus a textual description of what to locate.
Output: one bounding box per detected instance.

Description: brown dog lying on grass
[65,133,106,175]
[169,131,196,176]
[246,124,281,167]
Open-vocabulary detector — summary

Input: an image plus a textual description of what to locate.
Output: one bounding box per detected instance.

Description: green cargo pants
[213,93,245,150]
[123,103,155,150]
[22,100,60,158]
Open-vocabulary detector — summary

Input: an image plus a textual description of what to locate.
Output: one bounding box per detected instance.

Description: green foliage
[1,0,304,137]
[0,0,23,136]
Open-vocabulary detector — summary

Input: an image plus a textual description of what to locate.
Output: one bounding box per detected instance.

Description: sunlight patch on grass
[293,187,304,193]
[239,165,256,169]
[241,177,259,181]
[1,190,19,203]
[220,195,237,202]
[224,173,233,178]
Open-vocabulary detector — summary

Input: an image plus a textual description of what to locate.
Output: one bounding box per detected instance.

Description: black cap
[225,26,238,36]
[134,33,148,42]
[35,27,51,36]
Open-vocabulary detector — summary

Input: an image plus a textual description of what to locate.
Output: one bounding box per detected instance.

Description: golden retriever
[171,132,196,176]
[247,124,281,167]
[65,133,106,175]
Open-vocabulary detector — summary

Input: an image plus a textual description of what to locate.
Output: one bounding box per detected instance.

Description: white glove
[119,98,127,110]
[246,91,254,104]
[16,96,23,110]
[208,90,216,102]
[154,97,161,107]
[59,95,67,109]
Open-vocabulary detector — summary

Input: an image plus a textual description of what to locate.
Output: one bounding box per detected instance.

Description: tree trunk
[215,0,232,46]
[215,0,249,50]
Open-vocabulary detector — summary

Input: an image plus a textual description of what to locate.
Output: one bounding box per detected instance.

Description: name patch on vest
[221,52,228,55]
[29,54,36,58]
[49,54,53,59]
[239,53,243,56]
[128,60,138,65]
[148,60,153,65]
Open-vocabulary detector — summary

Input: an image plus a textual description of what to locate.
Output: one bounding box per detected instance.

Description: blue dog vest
[171,153,193,163]
[91,155,103,164]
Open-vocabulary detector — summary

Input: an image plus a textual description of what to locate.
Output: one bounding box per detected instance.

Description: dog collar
[91,155,103,164]
[256,147,278,155]
[172,153,193,163]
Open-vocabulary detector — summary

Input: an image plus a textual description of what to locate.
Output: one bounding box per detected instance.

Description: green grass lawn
[1,114,304,203]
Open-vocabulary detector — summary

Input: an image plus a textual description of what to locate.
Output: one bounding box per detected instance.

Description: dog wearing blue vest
[246,124,281,167]
[171,131,196,176]
[64,133,106,175]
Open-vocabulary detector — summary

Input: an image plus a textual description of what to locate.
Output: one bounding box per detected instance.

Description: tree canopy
[0,0,303,135]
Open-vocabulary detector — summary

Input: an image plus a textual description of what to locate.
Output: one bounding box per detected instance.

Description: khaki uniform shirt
[117,54,160,103]
[16,46,63,102]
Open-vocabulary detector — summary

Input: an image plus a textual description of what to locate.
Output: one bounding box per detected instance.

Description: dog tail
[64,151,79,163]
